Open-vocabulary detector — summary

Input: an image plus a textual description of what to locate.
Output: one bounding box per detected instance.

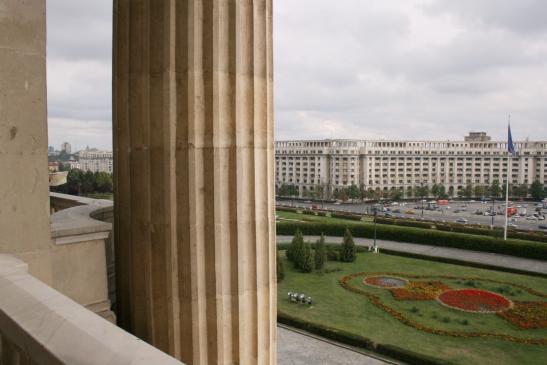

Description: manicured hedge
[375,216,547,243]
[302,209,316,215]
[277,242,367,253]
[376,217,433,229]
[278,311,454,365]
[276,221,547,260]
[330,213,363,221]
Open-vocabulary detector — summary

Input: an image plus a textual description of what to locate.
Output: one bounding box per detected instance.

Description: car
[539,224,547,230]
[538,216,546,220]
[456,218,468,224]
[526,216,538,220]
[404,209,416,214]
[508,223,518,229]
[453,209,461,213]
[384,212,393,218]
[392,209,401,213]
[483,212,491,216]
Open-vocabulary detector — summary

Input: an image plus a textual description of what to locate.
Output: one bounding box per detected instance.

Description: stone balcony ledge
[48,192,116,322]
[0,254,183,365]
[50,192,113,243]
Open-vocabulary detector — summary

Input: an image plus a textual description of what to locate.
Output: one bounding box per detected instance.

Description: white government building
[275,132,547,198]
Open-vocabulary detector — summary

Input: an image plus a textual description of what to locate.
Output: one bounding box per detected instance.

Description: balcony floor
[278,325,392,365]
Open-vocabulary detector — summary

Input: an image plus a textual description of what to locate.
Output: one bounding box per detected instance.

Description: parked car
[526,216,538,221]
[384,212,393,218]
[392,209,401,213]
[539,224,547,230]
[508,223,518,229]
[404,209,416,214]
[456,218,468,224]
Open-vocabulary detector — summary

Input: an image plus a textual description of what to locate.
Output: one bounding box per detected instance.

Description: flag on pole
[508,123,516,156]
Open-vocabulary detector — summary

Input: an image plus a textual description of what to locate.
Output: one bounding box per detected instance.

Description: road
[278,199,547,232]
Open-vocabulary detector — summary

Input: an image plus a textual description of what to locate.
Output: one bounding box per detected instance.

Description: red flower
[438,289,512,313]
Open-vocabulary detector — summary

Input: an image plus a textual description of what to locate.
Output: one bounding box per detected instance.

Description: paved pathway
[277,325,391,365]
[277,235,547,275]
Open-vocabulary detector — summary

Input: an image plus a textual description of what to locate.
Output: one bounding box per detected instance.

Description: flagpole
[504,115,512,241]
[504,151,510,240]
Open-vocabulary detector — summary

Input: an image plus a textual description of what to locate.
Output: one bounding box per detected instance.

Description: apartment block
[77,149,113,173]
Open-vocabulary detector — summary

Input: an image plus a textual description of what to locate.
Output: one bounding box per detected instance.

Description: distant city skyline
[47,0,547,151]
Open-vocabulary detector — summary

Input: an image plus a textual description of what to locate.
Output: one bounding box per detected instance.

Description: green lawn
[278,251,547,365]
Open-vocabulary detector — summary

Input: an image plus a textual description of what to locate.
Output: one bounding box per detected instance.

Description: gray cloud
[45,0,547,151]
[274,0,547,142]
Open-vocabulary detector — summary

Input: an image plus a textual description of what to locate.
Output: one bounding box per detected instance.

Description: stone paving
[277,235,547,275]
[277,326,390,365]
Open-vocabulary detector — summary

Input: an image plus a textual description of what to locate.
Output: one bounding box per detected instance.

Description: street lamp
[373,206,378,252]
[491,197,495,229]
[420,182,425,217]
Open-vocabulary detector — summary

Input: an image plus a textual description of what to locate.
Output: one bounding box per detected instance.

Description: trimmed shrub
[331,213,363,221]
[276,221,547,260]
[314,234,327,271]
[340,228,357,262]
[302,210,316,215]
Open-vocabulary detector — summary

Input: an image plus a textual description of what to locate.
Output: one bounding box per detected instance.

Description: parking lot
[278,199,547,232]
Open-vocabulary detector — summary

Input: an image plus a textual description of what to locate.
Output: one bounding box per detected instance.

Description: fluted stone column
[113,1,276,364]
[0,0,52,282]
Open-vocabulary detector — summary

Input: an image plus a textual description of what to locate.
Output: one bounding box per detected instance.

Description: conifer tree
[286,229,303,262]
[299,241,314,273]
[340,228,356,262]
[314,233,327,271]
[276,251,285,282]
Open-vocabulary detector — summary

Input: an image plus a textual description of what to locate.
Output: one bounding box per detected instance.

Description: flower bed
[363,276,407,288]
[498,301,547,329]
[339,272,547,345]
[438,289,512,313]
[390,281,451,301]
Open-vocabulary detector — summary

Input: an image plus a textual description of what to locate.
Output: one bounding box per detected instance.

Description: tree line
[277,180,546,201]
[51,169,113,196]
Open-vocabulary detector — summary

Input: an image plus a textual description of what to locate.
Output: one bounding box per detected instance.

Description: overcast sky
[46,0,547,151]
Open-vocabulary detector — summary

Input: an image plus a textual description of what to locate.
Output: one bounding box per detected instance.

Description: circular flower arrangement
[438,289,512,313]
[364,276,407,288]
